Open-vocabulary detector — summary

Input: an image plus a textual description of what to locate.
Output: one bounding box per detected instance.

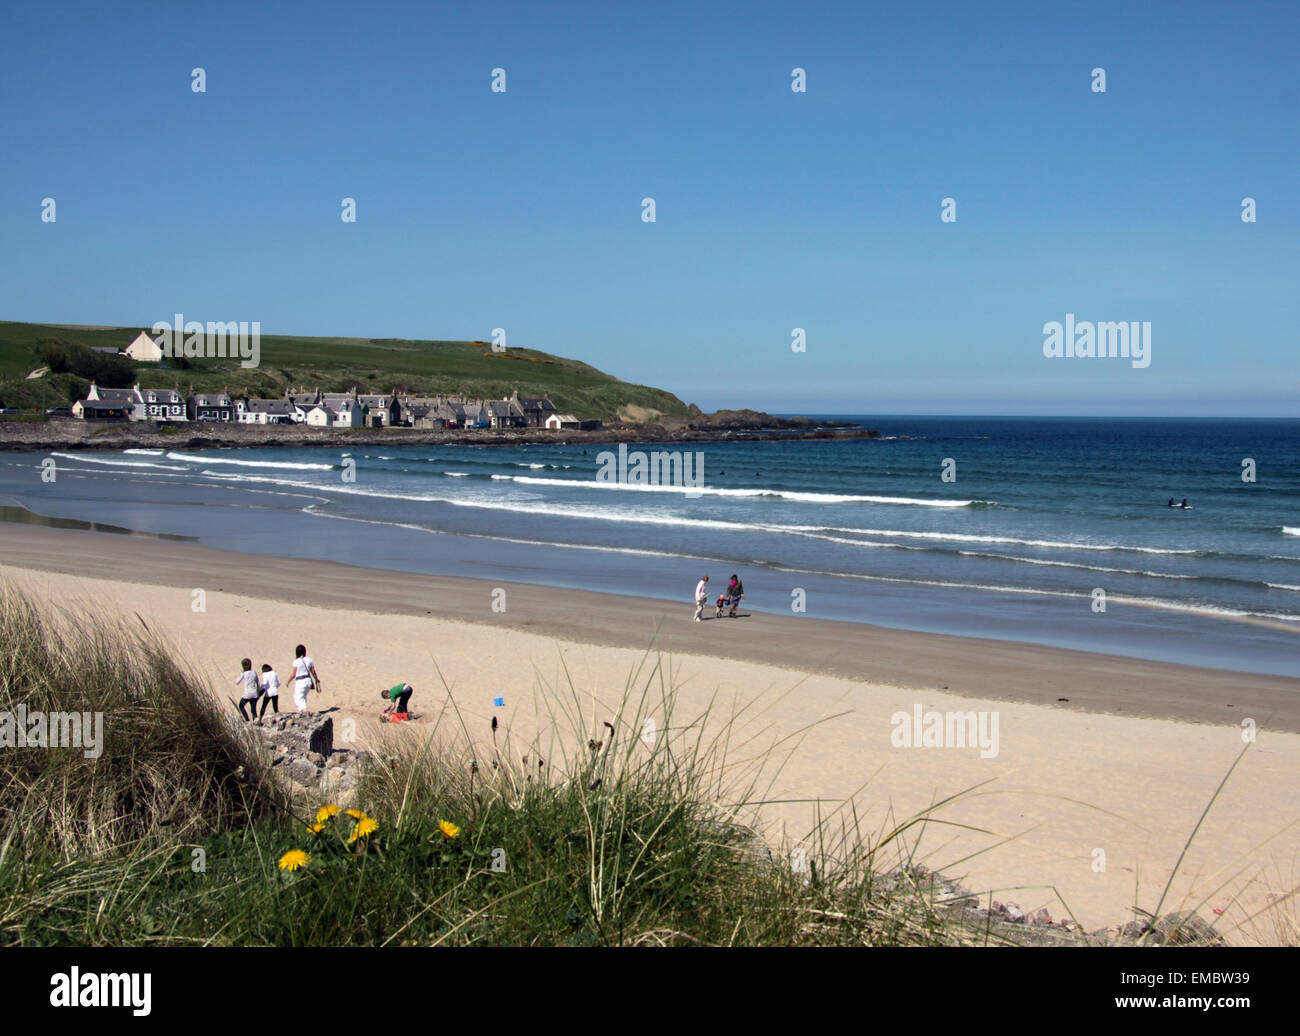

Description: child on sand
[235,658,260,721]
[381,682,413,720]
[259,663,280,718]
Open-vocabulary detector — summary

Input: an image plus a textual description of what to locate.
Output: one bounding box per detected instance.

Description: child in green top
[382,682,413,717]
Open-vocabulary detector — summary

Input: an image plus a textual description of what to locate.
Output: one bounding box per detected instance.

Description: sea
[1,416,1297,677]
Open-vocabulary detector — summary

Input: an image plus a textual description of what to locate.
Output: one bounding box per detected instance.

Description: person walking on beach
[259,663,280,719]
[381,682,414,719]
[235,658,260,721]
[289,644,321,714]
[726,574,744,617]
[694,575,710,622]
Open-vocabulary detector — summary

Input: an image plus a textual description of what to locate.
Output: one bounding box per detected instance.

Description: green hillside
[0,321,690,420]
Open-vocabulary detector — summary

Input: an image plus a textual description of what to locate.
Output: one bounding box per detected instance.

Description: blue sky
[1,0,1296,415]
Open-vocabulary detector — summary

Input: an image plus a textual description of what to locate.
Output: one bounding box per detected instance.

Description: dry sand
[1,523,1297,942]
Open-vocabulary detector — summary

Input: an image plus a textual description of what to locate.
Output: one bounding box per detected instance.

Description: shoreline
[0,420,883,453]
[1,522,1296,731]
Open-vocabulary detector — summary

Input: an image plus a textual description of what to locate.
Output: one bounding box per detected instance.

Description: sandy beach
[2,522,1298,941]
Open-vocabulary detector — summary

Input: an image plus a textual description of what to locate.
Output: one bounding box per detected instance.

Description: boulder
[309,717,333,757]
[287,758,319,786]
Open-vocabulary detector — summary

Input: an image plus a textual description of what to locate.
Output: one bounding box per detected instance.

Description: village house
[511,389,557,427]
[356,390,402,428]
[485,399,526,429]
[81,381,139,418]
[305,400,364,428]
[236,397,295,424]
[136,385,187,421]
[402,397,444,428]
[544,413,581,430]
[284,389,320,423]
[71,398,131,420]
[189,391,235,422]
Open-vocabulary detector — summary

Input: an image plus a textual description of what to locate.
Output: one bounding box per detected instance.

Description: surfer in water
[1180,498,1191,509]
[1168,498,1176,507]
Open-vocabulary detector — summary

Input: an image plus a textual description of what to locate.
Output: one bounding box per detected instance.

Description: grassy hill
[0,321,690,421]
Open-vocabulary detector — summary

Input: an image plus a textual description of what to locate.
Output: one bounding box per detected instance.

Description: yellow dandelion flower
[439,820,461,840]
[316,805,339,824]
[278,849,310,872]
[346,808,365,820]
[307,821,325,834]
[348,816,379,843]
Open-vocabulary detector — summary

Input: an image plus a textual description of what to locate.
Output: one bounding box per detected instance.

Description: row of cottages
[284,388,401,428]
[405,391,558,430]
[73,383,287,424]
[280,387,559,429]
[72,380,595,431]
[404,397,485,430]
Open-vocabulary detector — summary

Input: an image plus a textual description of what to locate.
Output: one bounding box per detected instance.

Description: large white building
[122,331,165,363]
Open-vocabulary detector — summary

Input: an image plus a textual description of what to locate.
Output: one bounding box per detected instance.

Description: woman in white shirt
[289,644,322,714]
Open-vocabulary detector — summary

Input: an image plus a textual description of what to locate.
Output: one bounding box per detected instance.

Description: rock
[1032,908,1052,926]
[1151,911,1224,946]
[338,774,357,791]
[991,899,1004,915]
[1121,919,1151,940]
[306,752,325,767]
[309,717,333,757]
[1003,901,1025,923]
[287,758,319,786]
